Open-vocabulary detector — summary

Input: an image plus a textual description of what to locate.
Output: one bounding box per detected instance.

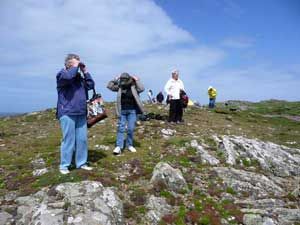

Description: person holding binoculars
[56,53,95,174]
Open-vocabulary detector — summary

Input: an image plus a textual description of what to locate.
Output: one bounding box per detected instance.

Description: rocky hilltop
[0,100,299,225]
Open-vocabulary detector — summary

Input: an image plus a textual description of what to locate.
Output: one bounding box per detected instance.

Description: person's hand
[79,62,87,73]
[132,75,139,81]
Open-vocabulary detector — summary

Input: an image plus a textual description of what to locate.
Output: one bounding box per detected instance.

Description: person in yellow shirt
[208,86,217,108]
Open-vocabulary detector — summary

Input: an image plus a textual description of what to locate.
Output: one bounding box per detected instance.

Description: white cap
[208,86,213,90]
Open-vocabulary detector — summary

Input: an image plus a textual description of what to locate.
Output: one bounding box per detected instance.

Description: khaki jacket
[107,79,145,117]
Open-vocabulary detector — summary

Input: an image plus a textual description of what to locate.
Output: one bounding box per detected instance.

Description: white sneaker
[80,165,93,171]
[59,169,70,175]
[128,146,137,152]
[113,146,121,155]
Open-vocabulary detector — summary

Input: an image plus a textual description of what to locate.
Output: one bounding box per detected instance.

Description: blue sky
[0,0,299,113]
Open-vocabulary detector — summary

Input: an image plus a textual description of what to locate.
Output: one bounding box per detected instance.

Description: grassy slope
[0,100,299,224]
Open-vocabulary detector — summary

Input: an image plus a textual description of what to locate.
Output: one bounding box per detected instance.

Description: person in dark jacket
[107,73,145,155]
[156,91,164,104]
[56,54,95,174]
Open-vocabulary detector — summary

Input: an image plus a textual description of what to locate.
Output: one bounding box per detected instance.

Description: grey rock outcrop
[13,181,123,225]
[214,135,300,177]
[161,129,176,139]
[243,214,277,225]
[31,157,48,177]
[145,195,172,225]
[150,162,188,193]
[190,140,220,165]
[235,198,286,210]
[274,208,300,225]
[213,167,284,198]
[0,211,13,225]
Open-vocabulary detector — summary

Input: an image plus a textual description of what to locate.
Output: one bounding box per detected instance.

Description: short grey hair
[64,53,80,67]
[172,69,179,75]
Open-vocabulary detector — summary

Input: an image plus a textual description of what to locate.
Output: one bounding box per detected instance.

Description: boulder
[14,181,123,225]
[161,129,176,139]
[31,157,48,177]
[150,162,188,193]
[145,195,172,225]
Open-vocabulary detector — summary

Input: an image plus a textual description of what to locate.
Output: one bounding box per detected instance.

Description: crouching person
[56,54,94,174]
[107,73,145,155]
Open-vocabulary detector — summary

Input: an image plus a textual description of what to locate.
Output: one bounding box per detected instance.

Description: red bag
[180,90,189,108]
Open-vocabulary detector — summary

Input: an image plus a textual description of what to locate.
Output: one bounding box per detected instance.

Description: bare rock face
[145,195,172,225]
[274,208,300,225]
[213,167,284,198]
[190,140,220,165]
[213,167,300,225]
[161,129,176,139]
[150,162,188,193]
[0,211,13,225]
[14,181,123,225]
[214,135,300,177]
[243,214,277,225]
[31,158,48,177]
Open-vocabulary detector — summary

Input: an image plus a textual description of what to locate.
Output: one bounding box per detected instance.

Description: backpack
[180,90,189,108]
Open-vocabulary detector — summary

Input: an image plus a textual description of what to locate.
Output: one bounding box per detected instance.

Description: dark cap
[120,72,131,79]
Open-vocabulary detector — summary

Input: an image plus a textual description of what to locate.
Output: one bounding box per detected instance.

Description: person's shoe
[128,146,137,152]
[80,165,93,171]
[113,146,121,155]
[59,169,70,175]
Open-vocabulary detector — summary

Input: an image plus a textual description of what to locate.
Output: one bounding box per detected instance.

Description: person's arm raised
[132,76,145,93]
[107,77,120,92]
[56,67,79,87]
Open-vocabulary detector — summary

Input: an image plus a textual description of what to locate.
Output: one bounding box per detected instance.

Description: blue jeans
[209,98,216,108]
[116,110,137,148]
[59,115,88,170]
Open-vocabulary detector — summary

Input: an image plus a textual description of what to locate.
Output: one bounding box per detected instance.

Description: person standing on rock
[56,54,94,174]
[107,73,145,155]
[164,69,185,123]
[208,86,217,108]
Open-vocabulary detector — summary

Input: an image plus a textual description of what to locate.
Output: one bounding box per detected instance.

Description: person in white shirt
[164,70,185,123]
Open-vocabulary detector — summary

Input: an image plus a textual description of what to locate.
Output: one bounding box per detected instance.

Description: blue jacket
[56,66,95,119]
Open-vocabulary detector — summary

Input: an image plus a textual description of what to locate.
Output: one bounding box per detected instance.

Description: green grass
[249,100,300,116]
[0,101,299,224]
[226,187,236,195]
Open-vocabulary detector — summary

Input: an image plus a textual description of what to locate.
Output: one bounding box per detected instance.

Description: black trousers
[169,99,183,122]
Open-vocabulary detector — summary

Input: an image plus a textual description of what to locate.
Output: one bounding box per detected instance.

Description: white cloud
[0,0,227,112]
[0,0,298,113]
[0,0,195,64]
